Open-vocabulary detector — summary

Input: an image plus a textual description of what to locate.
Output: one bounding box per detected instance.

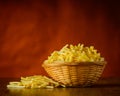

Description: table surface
[0,78,120,96]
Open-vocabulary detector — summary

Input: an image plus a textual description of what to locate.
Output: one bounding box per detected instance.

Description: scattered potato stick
[7,75,63,89]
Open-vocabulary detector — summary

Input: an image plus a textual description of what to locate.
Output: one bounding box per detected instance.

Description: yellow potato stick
[7,75,62,88]
[44,43,105,64]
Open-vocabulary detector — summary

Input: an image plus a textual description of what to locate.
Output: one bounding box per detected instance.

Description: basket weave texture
[42,62,106,87]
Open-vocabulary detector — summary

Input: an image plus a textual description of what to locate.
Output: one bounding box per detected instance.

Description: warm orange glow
[0,0,119,78]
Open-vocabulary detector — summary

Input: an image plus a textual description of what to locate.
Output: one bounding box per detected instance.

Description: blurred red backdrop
[0,0,120,78]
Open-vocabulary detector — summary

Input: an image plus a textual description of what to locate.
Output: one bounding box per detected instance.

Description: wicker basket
[42,62,106,87]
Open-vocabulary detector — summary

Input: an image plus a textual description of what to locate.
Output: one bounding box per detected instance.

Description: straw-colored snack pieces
[7,75,64,88]
[44,44,105,64]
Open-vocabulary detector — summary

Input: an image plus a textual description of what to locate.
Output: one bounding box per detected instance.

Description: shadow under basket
[42,62,106,87]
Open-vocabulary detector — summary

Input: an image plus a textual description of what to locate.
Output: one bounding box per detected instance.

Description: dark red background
[0,0,120,78]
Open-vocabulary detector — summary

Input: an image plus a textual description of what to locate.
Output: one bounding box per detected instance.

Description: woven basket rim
[42,61,107,67]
